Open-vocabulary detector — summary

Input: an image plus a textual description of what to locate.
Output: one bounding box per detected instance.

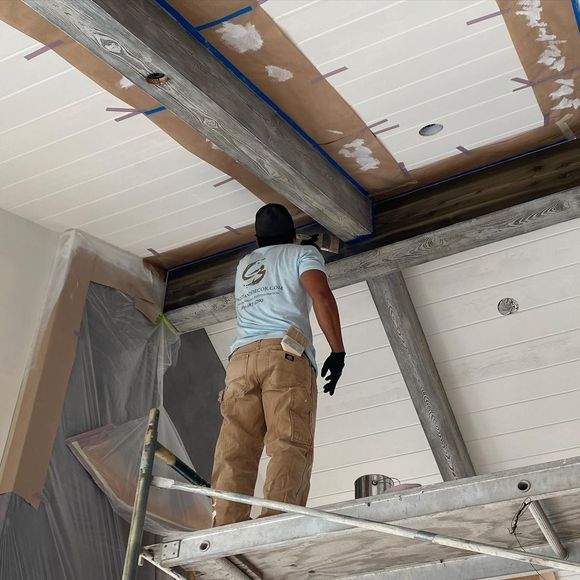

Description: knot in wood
[99,36,122,54]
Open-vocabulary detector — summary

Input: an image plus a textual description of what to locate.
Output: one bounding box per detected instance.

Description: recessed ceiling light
[419,123,444,136]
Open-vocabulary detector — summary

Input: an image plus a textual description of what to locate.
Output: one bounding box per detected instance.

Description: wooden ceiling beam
[168,184,580,332]
[24,0,372,241]
[165,138,580,317]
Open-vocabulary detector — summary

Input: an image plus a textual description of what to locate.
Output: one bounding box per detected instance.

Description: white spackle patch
[339,138,380,172]
[118,76,133,89]
[538,44,565,71]
[550,80,574,99]
[516,0,575,110]
[265,65,293,82]
[553,97,580,110]
[205,138,222,151]
[216,22,263,54]
[327,129,344,135]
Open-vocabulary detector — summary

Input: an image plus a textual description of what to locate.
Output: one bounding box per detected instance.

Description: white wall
[404,218,580,580]
[405,217,580,475]
[0,208,58,466]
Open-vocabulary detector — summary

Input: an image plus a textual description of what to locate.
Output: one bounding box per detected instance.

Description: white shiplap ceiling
[0,21,262,257]
[264,0,544,169]
[0,1,546,257]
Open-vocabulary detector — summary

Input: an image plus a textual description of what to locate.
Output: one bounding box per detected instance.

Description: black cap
[255,204,295,246]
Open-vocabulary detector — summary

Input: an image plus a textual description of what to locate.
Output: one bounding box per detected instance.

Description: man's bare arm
[300,269,344,352]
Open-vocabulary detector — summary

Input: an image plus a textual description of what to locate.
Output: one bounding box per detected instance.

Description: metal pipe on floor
[152,477,580,574]
[139,551,189,580]
[122,409,160,580]
[529,500,569,560]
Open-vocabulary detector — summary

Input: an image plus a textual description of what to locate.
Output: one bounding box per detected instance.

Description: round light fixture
[498,297,519,316]
[419,123,444,136]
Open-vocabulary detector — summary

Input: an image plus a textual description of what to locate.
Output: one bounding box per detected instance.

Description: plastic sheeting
[67,413,212,536]
[0,282,207,579]
[1,229,165,504]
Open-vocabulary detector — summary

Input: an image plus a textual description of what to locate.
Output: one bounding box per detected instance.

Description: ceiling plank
[168,185,580,332]
[23,0,371,241]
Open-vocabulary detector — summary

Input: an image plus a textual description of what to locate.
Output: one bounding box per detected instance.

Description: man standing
[212,204,346,526]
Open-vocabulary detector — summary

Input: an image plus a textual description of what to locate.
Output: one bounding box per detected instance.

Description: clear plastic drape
[0,282,210,579]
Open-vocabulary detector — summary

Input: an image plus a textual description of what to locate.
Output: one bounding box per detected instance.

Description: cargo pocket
[290,388,314,448]
[221,353,250,412]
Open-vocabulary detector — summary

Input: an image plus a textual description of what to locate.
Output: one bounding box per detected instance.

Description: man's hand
[321,352,346,396]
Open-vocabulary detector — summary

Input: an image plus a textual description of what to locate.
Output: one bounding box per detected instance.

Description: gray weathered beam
[167,187,580,331]
[24,0,371,241]
[367,272,475,481]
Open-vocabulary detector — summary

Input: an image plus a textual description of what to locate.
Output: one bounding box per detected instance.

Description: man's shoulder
[236,244,322,266]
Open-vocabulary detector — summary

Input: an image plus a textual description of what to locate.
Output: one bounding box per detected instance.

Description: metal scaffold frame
[123,408,580,580]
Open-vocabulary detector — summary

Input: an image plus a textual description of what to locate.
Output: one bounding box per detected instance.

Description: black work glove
[321,352,346,396]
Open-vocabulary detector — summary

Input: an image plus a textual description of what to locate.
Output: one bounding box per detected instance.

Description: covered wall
[0,284,166,579]
[0,209,57,475]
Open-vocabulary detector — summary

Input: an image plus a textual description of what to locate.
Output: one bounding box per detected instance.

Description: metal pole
[155,443,210,487]
[139,551,189,580]
[122,408,160,580]
[529,500,569,560]
[152,477,580,574]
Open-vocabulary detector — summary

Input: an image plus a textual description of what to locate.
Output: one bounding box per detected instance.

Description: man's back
[231,243,324,366]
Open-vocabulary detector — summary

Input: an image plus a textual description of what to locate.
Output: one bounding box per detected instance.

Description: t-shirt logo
[242,260,266,286]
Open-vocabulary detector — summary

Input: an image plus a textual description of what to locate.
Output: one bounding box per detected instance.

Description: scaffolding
[124,408,580,580]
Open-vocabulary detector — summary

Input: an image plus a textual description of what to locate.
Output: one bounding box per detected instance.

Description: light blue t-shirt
[230,244,325,369]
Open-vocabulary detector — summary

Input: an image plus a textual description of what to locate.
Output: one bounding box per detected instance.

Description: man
[212,203,346,526]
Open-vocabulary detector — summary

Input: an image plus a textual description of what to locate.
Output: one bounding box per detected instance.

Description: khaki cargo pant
[212,339,317,526]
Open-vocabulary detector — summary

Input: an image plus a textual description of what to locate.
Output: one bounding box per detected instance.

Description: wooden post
[367,272,475,481]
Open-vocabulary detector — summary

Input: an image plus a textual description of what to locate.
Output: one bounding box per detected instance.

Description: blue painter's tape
[377,139,568,208]
[145,105,167,116]
[151,0,368,198]
[572,0,580,31]
[195,5,253,31]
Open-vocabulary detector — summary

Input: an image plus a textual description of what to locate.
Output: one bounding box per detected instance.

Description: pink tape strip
[114,110,145,122]
[106,107,147,113]
[367,118,390,130]
[466,8,510,26]
[24,39,64,60]
[398,162,412,178]
[312,66,348,84]
[512,65,580,92]
[225,225,242,235]
[456,145,472,154]
[213,176,235,188]
[374,124,400,136]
